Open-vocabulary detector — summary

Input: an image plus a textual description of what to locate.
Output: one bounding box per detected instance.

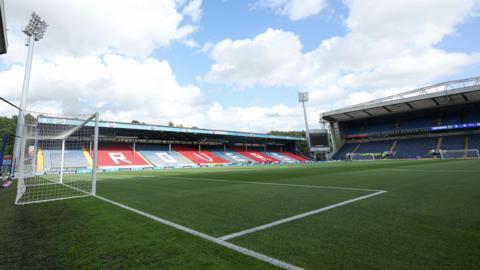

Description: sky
[0,0,479,132]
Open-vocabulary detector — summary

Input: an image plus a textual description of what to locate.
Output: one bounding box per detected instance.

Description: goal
[439,149,480,159]
[347,153,376,161]
[15,112,99,205]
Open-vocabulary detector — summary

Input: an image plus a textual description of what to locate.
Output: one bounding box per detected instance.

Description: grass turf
[1,159,480,269]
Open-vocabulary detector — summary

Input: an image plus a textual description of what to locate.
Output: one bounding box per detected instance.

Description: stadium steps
[36,146,44,172]
[390,140,397,152]
[82,147,93,168]
[464,136,469,158]
[352,144,361,153]
[436,136,443,150]
[130,146,153,166]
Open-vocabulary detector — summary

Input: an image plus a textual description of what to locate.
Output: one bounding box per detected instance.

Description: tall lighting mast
[12,12,48,175]
[298,92,311,152]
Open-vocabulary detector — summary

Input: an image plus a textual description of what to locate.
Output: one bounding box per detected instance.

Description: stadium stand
[272,150,310,161]
[468,134,480,150]
[393,137,438,158]
[332,143,359,160]
[35,116,306,171]
[231,146,279,163]
[0,0,6,55]
[173,145,227,164]
[322,78,480,160]
[263,151,298,163]
[441,135,466,150]
[355,140,394,154]
[42,148,89,172]
[136,144,195,167]
[202,145,255,163]
[96,143,151,168]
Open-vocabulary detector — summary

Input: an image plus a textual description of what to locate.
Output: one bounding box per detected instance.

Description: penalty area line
[93,194,303,270]
[149,175,383,192]
[218,190,387,241]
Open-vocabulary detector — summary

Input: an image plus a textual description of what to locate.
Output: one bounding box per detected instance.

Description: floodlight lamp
[298,92,309,102]
[23,12,48,41]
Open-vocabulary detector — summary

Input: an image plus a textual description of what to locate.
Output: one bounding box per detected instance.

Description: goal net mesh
[15,112,99,205]
[440,149,480,159]
[348,153,376,161]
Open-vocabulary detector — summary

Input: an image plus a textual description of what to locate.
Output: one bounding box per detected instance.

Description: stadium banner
[430,122,480,131]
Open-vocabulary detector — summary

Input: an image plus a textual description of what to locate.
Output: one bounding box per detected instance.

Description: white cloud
[205,28,308,88]
[2,0,480,134]
[183,39,199,48]
[257,0,326,21]
[182,0,203,22]
[3,0,199,59]
[206,0,480,107]
[196,41,215,54]
[203,102,308,132]
[0,53,311,132]
[0,54,209,125]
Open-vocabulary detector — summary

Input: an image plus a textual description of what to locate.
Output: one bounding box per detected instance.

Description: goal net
[15,112,99,205]
[347,153,376,161]
[439,149,480,159]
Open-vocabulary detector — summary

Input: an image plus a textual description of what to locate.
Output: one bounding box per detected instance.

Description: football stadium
[1,1,480,270]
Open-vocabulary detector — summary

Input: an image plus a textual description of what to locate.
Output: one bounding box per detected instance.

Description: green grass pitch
[1,159,480,269]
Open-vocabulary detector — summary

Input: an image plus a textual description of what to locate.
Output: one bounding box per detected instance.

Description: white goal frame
[15,112,99,205]
[439,149,480,159]
[347,152,376,161]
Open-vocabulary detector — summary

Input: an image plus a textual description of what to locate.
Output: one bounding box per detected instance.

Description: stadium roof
[0,0,6,54]
[321,77,480,122]
[37,117,306,141]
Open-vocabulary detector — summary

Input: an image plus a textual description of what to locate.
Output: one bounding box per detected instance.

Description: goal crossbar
[439,149,480,159]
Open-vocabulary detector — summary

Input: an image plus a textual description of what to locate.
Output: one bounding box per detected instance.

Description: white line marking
[382,168,480,173]
[148,175,382,192]
[26,178,302,269]
[94,194,303,270]
[16,194,90,205]
[218,190,387,241]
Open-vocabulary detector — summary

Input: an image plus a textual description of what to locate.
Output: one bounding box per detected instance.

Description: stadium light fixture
[23,12,48,41]
[298,92,312,151]
[12,12,48,176]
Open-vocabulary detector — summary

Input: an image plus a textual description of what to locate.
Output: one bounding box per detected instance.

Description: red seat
[95,144,150,167]
[174,145,227,164]
[279,151,309,161]
[230,147,279,163]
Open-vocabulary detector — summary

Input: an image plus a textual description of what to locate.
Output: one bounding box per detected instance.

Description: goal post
[347,152,376,161]
[15,112,99,205]
[439,149,480,159]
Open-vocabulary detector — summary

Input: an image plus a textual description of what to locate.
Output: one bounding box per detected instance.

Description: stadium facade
[36,117,309,173]
[0,0,6,54]
[321,77,480,160]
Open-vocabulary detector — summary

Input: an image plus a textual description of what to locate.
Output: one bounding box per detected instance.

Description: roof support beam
[460,93,469,102]
[382,106,392,113]
[362,110,373,116]
[431,98,440,106]
[344,113,355,119]
[405,102,415,110]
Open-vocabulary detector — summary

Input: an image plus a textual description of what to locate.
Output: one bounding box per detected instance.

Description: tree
[131,120,140,124]
[0,115,17,156]
[167,121,185,128]
[269,130,309,154]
